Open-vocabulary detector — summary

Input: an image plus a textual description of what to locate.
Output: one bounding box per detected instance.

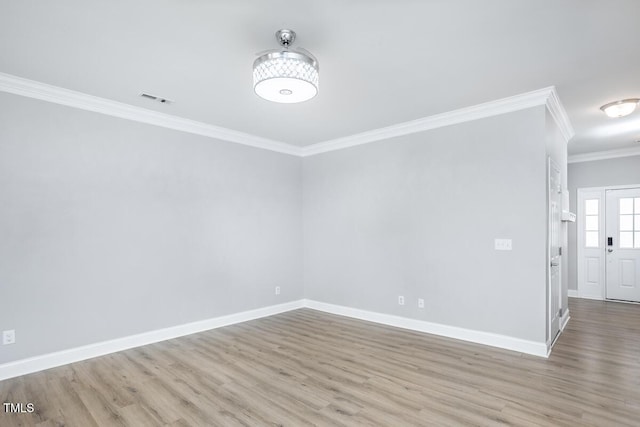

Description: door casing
[548,158,562,344]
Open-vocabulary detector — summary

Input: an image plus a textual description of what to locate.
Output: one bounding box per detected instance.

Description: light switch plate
[2,329,15,345]
[495,238,512,251]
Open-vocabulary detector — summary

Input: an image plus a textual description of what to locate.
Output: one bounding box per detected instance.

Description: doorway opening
[576,185,640,303]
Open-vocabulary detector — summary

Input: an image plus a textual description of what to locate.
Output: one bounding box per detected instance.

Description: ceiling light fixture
[600,98,639,118]
[253,29,319,104]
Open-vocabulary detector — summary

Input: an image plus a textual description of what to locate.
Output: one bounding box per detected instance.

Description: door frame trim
[547,157,562,344]
[576,184,640,300]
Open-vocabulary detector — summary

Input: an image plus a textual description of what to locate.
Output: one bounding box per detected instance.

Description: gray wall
[303,107,549,343]
[0,92,303,364]
[567,155,640,291]
[1,90,561,365]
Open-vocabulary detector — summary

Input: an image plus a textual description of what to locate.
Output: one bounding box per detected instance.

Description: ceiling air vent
[139,93,173,105]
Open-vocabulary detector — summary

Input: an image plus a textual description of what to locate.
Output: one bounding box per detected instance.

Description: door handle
[608,249,613,253]
[551,261,559,267]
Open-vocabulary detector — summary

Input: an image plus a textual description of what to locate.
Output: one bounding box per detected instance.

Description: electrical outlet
[275,286,281,295]
[2,329,15,345]
[418,298,425,309]
[398,296,405,306]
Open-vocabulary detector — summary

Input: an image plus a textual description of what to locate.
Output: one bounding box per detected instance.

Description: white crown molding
[0,72,575,158]
[0,300,305,381]
[301,86,574,157]
[303,299,549,357]
[0,72,302,156]
[544,87,575,143]
[568,146,640,163]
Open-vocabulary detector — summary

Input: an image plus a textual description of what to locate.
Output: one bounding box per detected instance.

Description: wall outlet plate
[418,298,425,309]
[2,329,15,345]
[275,286,281,295]
[398,296,405,305]
[494,238,513,251]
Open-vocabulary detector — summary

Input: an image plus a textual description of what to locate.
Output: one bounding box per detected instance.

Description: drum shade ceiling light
[253,29,319,103]
[600,98,640,118]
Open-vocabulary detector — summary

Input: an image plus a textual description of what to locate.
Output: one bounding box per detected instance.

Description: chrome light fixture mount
[600,98,640,118]
[253,29,319,103]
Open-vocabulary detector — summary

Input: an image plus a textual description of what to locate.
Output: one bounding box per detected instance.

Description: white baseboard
[569,288,604,300]
[546,310,570,355]
[303,299,548,358]
[1,298,555,381]
[0,300,305,381]
[570,286,605,300]
[575,293,603,301]
[560,309,570,331]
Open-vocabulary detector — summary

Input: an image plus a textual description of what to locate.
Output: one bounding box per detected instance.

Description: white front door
[548,158,561,341]
[605,188,640,302]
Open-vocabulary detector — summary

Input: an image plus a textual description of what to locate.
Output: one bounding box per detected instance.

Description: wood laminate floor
[1,298,640,426]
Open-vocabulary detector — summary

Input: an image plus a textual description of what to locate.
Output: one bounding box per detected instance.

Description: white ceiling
[1,0,639,154]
